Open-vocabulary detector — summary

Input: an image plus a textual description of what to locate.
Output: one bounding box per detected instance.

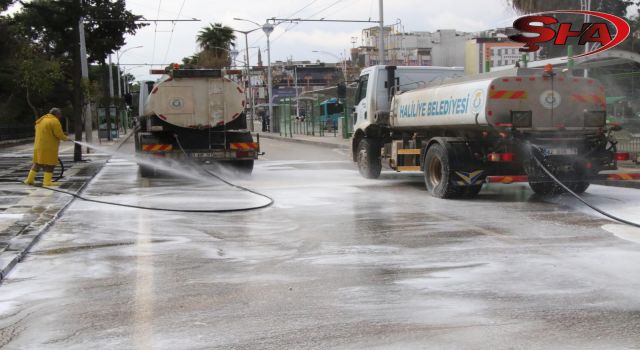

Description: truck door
[353,73,369,126]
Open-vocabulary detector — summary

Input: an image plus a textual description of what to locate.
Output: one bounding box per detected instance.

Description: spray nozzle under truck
[135,68,258,177]
[352,65,634,199]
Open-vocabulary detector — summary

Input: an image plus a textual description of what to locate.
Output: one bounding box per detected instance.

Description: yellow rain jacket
[33,113,68,166]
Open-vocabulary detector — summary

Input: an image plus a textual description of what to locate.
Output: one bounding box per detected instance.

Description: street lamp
[233,27,261,132]
[234,17,278,132]
[120,65,144,94]
[116,45,143,98]
[312,50,347,81]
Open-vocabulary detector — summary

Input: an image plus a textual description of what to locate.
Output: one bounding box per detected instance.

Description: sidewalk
[0,131,132,281]
[255,131,351,150]
[592,161,640,189]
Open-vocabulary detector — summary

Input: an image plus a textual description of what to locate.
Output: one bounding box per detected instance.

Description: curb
[0,137,33,148]
[0,133,132,283]
[592,180,640,190]
[256,133,351,150]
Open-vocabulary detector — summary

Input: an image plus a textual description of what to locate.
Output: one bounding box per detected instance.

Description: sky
[121,0,519,81]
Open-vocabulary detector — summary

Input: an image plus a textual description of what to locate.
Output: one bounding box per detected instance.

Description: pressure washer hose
[529,143,640,228]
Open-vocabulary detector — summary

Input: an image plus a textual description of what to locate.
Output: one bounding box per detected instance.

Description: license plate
[189,152,214,158]
[190,151,228,159]
[546,147,578,156]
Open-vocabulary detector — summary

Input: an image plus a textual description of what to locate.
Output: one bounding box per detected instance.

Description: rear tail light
[614,152,630,161]
[500,153,514,162]
[488,152,515,162]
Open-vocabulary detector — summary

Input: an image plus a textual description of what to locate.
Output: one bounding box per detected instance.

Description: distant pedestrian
[260,111,270,132]
[23,108,69,187]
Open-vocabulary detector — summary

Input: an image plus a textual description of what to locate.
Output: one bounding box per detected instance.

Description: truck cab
[352,65,463,161]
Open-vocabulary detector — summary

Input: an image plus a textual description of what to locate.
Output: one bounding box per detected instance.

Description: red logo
[509,10,630,58]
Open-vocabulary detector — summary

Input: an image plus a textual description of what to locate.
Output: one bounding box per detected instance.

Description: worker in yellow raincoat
[23,108,69,186]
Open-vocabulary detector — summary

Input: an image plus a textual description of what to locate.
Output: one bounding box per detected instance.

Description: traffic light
[337,83,346,99]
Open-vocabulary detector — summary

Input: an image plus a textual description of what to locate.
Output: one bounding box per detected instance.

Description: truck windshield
[354,74,369,105]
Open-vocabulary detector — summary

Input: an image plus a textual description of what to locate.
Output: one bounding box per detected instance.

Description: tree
[15,46,64,119]
[10,0,146,159]
[196,23,236,68]
[509,0,633,17]
[0,0,14,12]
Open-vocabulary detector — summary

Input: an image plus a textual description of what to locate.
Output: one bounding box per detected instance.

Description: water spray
[2,137,273,213]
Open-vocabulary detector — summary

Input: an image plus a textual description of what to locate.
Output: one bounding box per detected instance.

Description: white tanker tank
[143,69,246,129]
[389,68,606,131]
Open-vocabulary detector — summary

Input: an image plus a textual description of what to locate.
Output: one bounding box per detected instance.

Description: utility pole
[79,5,92,153]
[294,66,300,118]
[378,0,385,65]
[263,22,274,132]
[72,0,83,161]
[105,55,114,141]
[232,28,259,131]
[582,0,591,77]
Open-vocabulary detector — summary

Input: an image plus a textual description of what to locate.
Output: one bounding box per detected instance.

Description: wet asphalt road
[1,137,640,349]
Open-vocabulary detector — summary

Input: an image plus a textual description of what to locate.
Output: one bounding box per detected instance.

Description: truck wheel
[357,138,381,179]
[231,160,254,175]
[461,184,482,198]
[567,181,590,194]
[529,181,560,195]
[424,143,459,198]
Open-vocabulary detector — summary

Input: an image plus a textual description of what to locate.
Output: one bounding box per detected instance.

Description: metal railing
[617,137,640,154]
[0,125,34,141]
[276,96,353,139]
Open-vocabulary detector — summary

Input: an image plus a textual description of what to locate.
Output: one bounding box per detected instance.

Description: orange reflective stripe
[607,173,640,180]
[592,95,606,106]
[509,91,527,99]
[142,144,172,151]
[571,95,588,102]
[490,90,507,99]
[230,143,257,150]
[490,90,527,99]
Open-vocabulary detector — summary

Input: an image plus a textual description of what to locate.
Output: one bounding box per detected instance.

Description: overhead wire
[161,0,187,64]
[150,0,163,68]
[269,0,345,43]
[244,0,340,58]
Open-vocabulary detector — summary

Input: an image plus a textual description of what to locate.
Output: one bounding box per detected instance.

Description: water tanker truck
[352,65,629,198]
[135,68,258,177]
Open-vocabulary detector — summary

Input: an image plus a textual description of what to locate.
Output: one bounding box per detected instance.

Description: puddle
[0,214,25,220]
[602,224,640,244]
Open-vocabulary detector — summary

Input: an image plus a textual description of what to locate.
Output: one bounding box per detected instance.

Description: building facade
[354,26,474,67]
[464,35,539,75]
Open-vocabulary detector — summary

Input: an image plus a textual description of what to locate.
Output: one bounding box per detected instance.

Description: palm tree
[196,23,236,68]
[509,0,577,14]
